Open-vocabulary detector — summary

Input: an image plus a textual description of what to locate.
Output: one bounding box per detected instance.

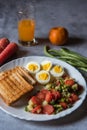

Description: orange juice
[18,19,35,42]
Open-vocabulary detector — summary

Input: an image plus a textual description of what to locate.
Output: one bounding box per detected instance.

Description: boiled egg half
[41,60,52,71]
[26,61,40,74]
[50,65,64,77]
[36,70,50,84]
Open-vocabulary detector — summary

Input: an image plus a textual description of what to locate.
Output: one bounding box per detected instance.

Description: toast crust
[0,66,36,105]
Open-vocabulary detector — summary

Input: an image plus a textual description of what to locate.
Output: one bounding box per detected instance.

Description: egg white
[41,60,52,71]
[36,70,50,84]
[26,61,40,74]
[50,65,64,77]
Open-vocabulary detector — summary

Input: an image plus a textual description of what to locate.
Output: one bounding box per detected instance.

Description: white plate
[0,56,86,121]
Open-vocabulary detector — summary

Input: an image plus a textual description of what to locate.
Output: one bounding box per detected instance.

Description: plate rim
[0,56,87,121]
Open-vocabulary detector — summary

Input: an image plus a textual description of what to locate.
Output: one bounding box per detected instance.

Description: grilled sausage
[0,42,18,65]
[0,38,10,53]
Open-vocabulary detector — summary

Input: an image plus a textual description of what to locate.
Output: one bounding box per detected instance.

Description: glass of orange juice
[18,3,37,46]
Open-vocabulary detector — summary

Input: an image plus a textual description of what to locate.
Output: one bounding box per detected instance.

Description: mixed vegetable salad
[25,75,83,115]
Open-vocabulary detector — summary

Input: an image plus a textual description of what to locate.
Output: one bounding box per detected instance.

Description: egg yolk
[38,73,48,80]
[42,63,51,71]
[53,65,62,73]
[28,64,38,71]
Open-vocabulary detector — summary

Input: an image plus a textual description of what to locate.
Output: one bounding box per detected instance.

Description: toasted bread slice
[0,66,36,85]
[0,66,35,105]
[15,66,36,85]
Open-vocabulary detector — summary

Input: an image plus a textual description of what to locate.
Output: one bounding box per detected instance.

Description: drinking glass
[17,2,38,46]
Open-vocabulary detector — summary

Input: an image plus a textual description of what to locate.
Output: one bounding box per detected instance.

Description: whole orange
[49,27,68,45]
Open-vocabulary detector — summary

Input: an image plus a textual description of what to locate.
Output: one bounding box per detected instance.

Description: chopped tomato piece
[60,102,67,109]
[31,96,41,105]
[42,104,54,114]
[36,92,45,102]
[40,89,49,95]
[51,89,61,100]
[68,97,73,103]
[45,91,52,102]
[71,93,78,102]
[32,105,42,114]
[65,79,75,86]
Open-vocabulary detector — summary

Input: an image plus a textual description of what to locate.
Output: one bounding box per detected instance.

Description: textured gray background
[0,0,87,130]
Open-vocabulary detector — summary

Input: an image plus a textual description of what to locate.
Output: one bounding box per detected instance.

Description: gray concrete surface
[0,0,87,130]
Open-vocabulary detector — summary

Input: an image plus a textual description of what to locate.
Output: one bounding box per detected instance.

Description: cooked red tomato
[60,102,67,109]
[45,91,53,102]
[51,89,61,100]
[68,97,73,103]
[32,105,42,114]
[71,93,78,102]
[31,96,41,105]
[42,104,54,114]
[36,92,45,102]
[40,89,49,95]
[65,79,75,86]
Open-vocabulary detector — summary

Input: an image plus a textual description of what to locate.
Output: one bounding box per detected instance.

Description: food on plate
[0,66,36,105]
[0,42,18,65]
[36,70,50,85]
[50,65,64,77]
[0,48,3,53]
[41,60,52,71]
[49,26,68,45]
[14,66,36,85]
[0,38,10,53]
[25,76,83,115]
[26,61,40,74]
[0,57,84,116]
